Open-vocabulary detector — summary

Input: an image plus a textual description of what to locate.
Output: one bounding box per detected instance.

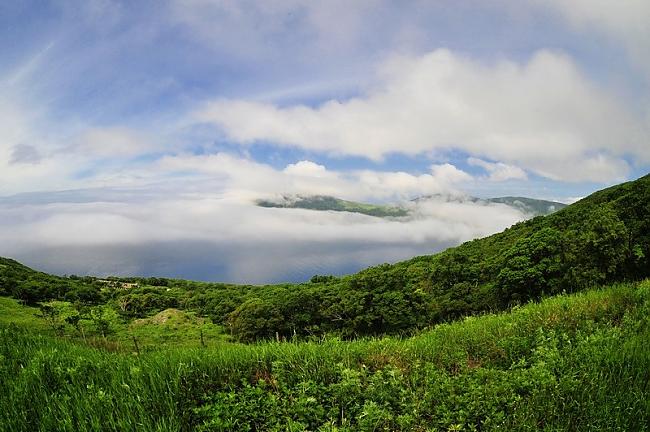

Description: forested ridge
[1,173,648,342]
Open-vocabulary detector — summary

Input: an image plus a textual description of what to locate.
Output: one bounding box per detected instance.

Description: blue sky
[2,0,649,200]
[0,1,649,281]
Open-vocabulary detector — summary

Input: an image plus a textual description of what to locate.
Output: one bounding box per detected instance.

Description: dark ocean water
[9,238,452,284]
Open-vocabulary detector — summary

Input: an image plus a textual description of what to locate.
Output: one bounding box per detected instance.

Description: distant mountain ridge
[256,195,409,217]
[257,194,567,218]
[414,194,567,216]
[485,196,567,215]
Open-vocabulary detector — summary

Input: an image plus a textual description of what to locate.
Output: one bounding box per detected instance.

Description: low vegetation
[1,281,648,431]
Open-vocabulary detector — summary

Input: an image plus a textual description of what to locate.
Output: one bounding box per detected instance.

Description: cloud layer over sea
[0,184,528,283]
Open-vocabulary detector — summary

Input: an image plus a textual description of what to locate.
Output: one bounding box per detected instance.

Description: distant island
[257,194,567,218]
[256,195,410,217]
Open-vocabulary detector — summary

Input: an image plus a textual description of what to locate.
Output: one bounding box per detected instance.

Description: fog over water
[0,187,527,283]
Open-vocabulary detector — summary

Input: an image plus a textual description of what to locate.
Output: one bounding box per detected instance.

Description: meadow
[1,281,648,431]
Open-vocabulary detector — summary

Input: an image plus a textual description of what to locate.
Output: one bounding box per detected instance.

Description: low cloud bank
[0,187,527,283]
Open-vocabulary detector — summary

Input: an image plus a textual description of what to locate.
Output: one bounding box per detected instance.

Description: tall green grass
[0,297,49,331]
[1,281,649,431]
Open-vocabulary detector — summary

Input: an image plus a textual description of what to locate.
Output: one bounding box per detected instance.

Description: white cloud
[0,102,29,165]
[149,153,473,202]
[168,0,382,63]
[0,59,158,194]
[283,160,330,177]
[536,0,650,77]
[0,122,156,195]
[468,157,528,182]
[71,127,154,158]
[197,49,646,182]
[431,163,474,184]
[0,91,79,195]
[355,163,472,199]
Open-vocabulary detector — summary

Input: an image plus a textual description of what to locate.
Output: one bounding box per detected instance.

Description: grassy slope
[121,308,229,350]
[0,297,229,352]
[0,297,49,331]
[1,281,648,431]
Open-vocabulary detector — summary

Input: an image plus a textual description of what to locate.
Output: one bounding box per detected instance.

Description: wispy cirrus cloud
[535,0,650,78]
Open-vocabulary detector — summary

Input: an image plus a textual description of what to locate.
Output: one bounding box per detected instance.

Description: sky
[1,1,649,282]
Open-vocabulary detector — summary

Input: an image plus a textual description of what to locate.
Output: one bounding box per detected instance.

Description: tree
[496,227,564,303]
[64,313,86,340]
[560,206,629,289]
[12,281,45,305]
[310,275,336,284]
[89,306,116,338]
[38,304,65,336]
[0,277,16,296]
[64,285,102,305]
[227,298,284,342]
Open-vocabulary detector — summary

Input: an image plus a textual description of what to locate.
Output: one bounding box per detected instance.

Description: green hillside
[1,174,649,430]
[231,173,648,340]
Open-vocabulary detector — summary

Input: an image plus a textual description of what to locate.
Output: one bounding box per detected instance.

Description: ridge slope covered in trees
[1,174,648,342]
